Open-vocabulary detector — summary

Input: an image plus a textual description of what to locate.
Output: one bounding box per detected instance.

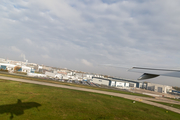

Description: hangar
[108,77,143,88]
[143,82,172,93]
[92,77,141,88]
[92,77,172,93]
[91,77,110,86]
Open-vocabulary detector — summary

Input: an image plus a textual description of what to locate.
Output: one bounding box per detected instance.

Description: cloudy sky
[1,0,180,86]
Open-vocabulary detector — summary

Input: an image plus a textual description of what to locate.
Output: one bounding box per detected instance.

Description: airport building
[92,77,172,93]
[143,82,172,93]
[108,77,143,88]
[91,77,142,88]
[91,77,110,86]
[0,63,16,71]
[109,80,129,88]
[0,63,35,73]
[27,73,47,77]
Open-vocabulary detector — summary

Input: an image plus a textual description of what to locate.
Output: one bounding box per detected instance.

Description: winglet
[138,73,159,80]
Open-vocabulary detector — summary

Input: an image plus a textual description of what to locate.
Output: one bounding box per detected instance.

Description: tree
[14,66,22,71]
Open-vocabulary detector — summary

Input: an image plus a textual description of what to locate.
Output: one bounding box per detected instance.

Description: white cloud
[10,46,21,53]
[81,59,93,67]
[41,54,50,59]
[25,38,33,45]
[41,46,49,53]
[1,0,180,86]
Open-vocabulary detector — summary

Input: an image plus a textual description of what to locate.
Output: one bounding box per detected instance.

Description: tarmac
[0,76,180,114]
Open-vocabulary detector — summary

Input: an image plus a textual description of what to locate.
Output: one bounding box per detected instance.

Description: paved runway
[0,76,180,114]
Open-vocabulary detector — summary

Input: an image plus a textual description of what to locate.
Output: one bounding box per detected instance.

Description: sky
[1,0,180,87]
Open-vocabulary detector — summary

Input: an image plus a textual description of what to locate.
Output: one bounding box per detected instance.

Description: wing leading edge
[129,67,180,80]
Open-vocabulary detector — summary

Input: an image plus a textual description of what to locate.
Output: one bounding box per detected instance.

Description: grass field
[0,79,180,120]
[149,101,180,110]
[0,72,151,98]
[167,97,180,102]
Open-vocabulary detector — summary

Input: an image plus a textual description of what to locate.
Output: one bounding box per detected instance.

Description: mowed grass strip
[149,100,180,110]
[0,73,151,98]
[0,79,179,120]
[166,97,180,102]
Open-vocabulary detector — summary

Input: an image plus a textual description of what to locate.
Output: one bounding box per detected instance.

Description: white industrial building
[21,66,33,73]
[109,77,143,88]
[91,77,110,86]
[143,82,172,93]
[94,75,104,78]
[92,77,172,93]
[86,74,94,79]
[55,74,63,79]
[128,82,137,88]
[92,77,135,88]
[116,82,125,87]
[0,63,35,73]
[45,71,56,78]
[27,73,47,77]
[110,80,129,88]
[45,71,76,80]
[0,63,16,71]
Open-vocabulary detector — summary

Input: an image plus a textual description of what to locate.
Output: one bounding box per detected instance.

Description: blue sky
[1,0,180,86]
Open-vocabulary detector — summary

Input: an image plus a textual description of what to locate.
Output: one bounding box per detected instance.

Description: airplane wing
[128,67,180,80]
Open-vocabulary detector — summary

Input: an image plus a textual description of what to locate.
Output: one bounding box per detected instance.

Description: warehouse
[143,82,172,93]
[109,80,129,88]
[92,77,134,88]
[0,63,35,73]
[92,77,172,92]
[91,77,110,86]
[0,63,16,71]
[92,77,140,88]
[129,82,136,88]
[21,66,34,73]
[27,73,47,77]
[108,77,143,88]
[45,71,56,78]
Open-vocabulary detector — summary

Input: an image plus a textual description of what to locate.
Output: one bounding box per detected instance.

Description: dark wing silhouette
[0,99,41,119]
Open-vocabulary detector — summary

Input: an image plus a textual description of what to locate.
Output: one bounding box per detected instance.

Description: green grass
[0,79,179,120]
[166,97,180,102]
[149,100,180,110]
[0,72,151,98]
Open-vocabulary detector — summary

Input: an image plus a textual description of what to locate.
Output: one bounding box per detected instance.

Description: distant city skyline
[1,0,180,87]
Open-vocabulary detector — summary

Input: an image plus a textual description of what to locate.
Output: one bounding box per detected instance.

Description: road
[0,76,180,114]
